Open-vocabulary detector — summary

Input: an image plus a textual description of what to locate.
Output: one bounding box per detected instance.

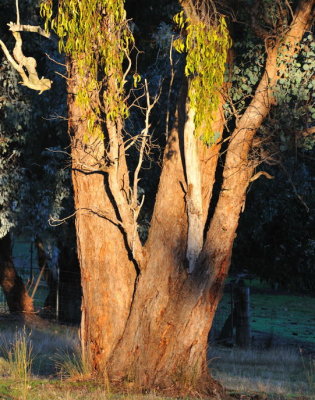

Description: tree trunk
[68,60,137,371]
[0,234,34,314]
[65,0,314,395]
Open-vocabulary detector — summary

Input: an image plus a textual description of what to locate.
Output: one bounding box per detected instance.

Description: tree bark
[67,60,137,371]
[0,233,34,314]
[66,0,314,395]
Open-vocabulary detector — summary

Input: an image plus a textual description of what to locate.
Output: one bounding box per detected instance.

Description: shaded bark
[0,233,34,314]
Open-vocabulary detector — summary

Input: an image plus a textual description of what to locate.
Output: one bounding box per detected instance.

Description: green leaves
[133,73,141,88]
[40,0,133,139]
[173,14,231,145]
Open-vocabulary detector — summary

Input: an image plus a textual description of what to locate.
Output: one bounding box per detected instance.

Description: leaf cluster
[40,0,134,138]
[173,12,231,145]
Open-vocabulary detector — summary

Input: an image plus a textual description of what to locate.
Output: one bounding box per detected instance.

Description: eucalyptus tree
[21,0,315,395]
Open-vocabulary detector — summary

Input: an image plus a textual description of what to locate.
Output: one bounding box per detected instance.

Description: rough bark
[66,0,314,396]
[0,233,34,314]
[68,60,137,371]
[105,109,222,394]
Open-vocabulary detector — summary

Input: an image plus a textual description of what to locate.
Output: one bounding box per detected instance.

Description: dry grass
[208,345,315,397]
[0,322,314,399]
[0,322,79,376]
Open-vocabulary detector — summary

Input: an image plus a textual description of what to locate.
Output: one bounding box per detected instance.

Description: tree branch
[8,22,51,39]
[0,0,52,94]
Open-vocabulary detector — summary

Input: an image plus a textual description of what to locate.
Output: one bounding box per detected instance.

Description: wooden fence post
[235,285,251,347]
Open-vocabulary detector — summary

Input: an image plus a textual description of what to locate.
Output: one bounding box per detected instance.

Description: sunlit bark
[66,0,314,395]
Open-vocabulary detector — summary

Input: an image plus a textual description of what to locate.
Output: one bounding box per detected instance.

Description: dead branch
[49,208,123,227]
[0,0,52,94]
[8,22,51,39]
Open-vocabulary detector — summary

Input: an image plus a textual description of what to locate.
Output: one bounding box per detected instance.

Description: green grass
[213,281,315,346]
[0,328,33,400]
[251,294,315,344]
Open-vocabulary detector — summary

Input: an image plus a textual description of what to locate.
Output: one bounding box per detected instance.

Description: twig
[249,170,274,182]
[45,53,66,66]
[49,208,123,227]
[280,164,310,213]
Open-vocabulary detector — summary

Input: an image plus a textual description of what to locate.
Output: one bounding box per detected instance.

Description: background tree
[14,0,315,395]
[0,0,78,317]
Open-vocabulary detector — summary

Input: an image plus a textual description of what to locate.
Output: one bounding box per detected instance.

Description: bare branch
[0,0,52,94]
[8,22,51,39]
[249,171,274,182]
[49,208,123,227]
[45,53,66,67]
[280,164,310,213]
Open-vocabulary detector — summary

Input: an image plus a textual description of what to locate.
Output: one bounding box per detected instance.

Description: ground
[0,279,314,400]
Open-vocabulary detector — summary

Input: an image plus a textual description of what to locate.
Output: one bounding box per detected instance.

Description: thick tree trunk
[106,112,222,394]
[0,234,34,314]
[66,0,314,395]
[68,61,137,371]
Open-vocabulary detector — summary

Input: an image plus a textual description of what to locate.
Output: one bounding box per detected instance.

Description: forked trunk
[0,234,34,314]
[66,0,314,395]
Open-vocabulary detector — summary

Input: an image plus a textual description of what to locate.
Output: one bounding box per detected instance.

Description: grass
[208,345,315,397]
[212,280,315,346]
[0,323,313,400]
[0,276,314,400]
[0,379,173,400]
[301,352,315,396]
[0,327,33,400]
[54,350,92,380]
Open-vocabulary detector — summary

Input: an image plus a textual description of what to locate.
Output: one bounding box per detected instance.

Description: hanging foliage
[40,0,134,138]
[173,11,231,145]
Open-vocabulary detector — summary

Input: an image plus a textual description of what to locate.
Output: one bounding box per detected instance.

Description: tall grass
[6,328,33,380]
[1,327,33,400]
[54,350,92,380]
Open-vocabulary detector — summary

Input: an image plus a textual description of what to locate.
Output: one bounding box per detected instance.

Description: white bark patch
[184,108,203,274]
